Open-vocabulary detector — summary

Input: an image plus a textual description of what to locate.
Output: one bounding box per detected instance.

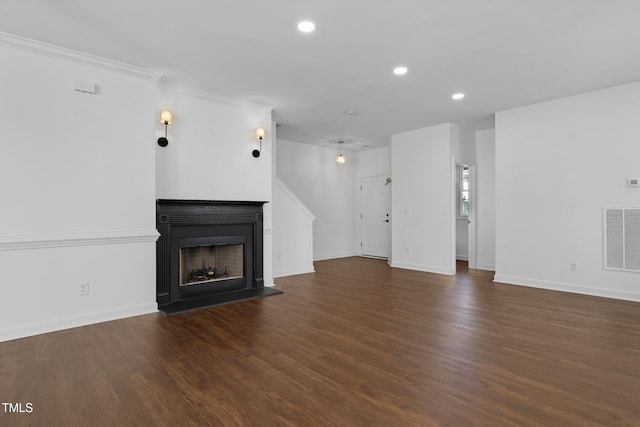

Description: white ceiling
[2,0,640,150]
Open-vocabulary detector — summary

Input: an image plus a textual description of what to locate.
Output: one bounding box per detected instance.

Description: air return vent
[603,208,640,272]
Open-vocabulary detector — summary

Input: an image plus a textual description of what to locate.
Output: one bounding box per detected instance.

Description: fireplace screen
[180,243,244,286]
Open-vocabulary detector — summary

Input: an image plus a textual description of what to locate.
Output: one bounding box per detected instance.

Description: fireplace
[156,199,281,314]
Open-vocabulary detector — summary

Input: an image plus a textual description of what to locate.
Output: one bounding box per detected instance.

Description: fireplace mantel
[156,199,280,314]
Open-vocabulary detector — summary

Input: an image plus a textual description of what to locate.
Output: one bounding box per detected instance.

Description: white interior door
[361,176,391,258]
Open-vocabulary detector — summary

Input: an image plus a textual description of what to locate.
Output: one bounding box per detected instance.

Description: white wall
[390,123,455,274]
[276,139,356,260]
[495,81,640,301]
[475,129,496,270]
[456,219,469,260]
[356,145,391,178]
[454,115,495,166]
[272,178,315,277]
[354,146,391,255]
[0,35,158,341]
[451,121,473,166]
[155,86,272,202]
[155,85,274,286]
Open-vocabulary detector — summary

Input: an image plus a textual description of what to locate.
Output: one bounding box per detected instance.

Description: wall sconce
[157,110,173,147]
[336,140,347,165]
[253,128,266,158]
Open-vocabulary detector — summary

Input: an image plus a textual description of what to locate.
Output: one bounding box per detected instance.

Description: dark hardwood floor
[2,257,639,426]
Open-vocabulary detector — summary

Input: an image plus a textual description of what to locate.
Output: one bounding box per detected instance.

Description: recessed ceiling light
[298,21,315,33]
[344,109,358,115]
[452,93,465,100]
[393,66,408,76]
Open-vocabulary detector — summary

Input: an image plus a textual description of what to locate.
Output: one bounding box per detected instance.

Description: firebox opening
[180,243,244,286]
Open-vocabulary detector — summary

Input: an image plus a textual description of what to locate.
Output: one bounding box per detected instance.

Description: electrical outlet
[405,247,412,255]
[570,262,577,272]
[78,281,90,296]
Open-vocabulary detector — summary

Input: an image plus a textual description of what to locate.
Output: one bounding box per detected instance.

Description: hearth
[156,199,281,314]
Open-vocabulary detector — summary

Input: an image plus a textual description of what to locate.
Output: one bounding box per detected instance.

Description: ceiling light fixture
[298,21,315,33]
[393,66,408,76]
[336,140,346,165]
[452,93,465,100]
[344,109,358,115]
[157,110,172,147]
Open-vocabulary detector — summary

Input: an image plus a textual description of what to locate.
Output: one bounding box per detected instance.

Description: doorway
[360,176,391,259]
[456,164,470,262]
[455,164,477,269]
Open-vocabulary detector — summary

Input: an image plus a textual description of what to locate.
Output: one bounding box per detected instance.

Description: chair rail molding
[0,229,160,251]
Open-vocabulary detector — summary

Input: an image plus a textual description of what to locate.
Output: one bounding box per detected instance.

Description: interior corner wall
[475,129,496,270]
[263,120,278,286]
[450,122,472,166]
[276,139,356,260]
[390,123,455,275]
[453,119,496,262]
[155,86,274,286]
[450,123,466,264]
[495,81,640,301]
[0,41,158,341]
[272,177,315,277]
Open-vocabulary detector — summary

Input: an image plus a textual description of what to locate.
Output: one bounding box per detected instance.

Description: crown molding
[0,31,162,82]
[174,84,274,112]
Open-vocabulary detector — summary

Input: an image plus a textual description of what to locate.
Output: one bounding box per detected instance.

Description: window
[457,165,469,218]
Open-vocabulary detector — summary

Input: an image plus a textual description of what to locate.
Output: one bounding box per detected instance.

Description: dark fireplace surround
[156,199,281,314]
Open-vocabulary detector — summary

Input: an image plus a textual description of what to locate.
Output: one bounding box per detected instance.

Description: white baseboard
[0,303,158,343]
[456,255,469,261]
[313,251,357,261]
[390,261,455,276]
[493,274,640,302]
[273,266,315,278]
[360,255,389,260]
[477,263,495,271]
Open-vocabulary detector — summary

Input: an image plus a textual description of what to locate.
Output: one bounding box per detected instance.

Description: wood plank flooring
[1,257,639,426]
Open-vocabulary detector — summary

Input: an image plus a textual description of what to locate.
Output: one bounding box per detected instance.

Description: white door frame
[468,165,478,269]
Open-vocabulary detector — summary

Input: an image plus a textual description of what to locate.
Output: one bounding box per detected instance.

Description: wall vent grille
[603,208,640,272]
